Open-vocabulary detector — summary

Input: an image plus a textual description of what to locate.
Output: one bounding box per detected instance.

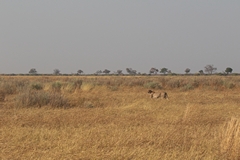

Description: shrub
[0,90,5,102]
[51,81,62,92]
[0,82,15,95]
[224,82,235,89]
[30,82,43,90]
[0,78,30,94]
[73,79,83,89]
[66,79,83,90]
[15,90,69,108]
[210,79,224,87]
[64,82,78,93]
[192,79,200,88]
[144,82,162,89]
[49,93,69,108]
[15,90,50,108]
[108,86,118,91]
[180,84,194,91]
[166,79,181,89]
[83,101,94,108]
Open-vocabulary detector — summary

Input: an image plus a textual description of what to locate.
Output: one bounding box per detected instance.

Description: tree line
[27,65,234,75]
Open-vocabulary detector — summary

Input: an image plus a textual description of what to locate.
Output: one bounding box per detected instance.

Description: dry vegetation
[0,76,240,160]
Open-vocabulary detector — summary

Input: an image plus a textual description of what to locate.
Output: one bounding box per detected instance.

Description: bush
[73,79,83,89]
[180,84,194,91]
[49,93,69,108]
[64,79,83,93]
[166,79,181,88]
[51,81,62,92]
[0,90,5,102]
[15,90,69,108]
[0,78,30,95]
[144,82,162,89]
[108,86,118,91]
[83,101,94,108]
[224,82,235,89]
[15,90,49,108]
[30,82,43,90]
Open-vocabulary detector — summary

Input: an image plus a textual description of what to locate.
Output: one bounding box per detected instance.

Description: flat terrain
[0,76,239,159]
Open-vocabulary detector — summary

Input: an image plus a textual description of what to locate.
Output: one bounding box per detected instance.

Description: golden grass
[0,76,240,159]
[220,117,240,159]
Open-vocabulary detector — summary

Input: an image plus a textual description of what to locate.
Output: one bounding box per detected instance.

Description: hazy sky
[1,1,240,74]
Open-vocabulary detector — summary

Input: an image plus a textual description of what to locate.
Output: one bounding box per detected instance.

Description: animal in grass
[148,90,169,100]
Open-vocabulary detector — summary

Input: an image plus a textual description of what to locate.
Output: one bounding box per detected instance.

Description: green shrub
[30,82,43,90]
[51,81,62,92]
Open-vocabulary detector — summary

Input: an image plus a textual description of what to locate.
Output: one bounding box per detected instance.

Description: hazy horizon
[1,1,239,74]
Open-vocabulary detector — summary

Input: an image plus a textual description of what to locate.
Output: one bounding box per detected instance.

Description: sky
[0,1,240,74]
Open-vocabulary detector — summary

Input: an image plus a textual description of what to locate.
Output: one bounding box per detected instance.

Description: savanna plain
[0,76,239,160]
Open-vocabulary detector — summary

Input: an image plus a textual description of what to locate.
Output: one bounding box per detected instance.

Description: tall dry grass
[0,76,240,159]
[220,117,240,159]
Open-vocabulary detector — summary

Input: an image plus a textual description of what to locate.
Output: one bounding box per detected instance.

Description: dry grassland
[0,76,240,160]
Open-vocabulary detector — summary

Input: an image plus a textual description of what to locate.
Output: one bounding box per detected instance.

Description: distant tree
[116,70,123,75]
[185,68,190,74]
[126,68,137,75]
[53,69,60,75]
[204,65,217,74]
[103,69,111,74]
[160,68,168,74]
[225,67,233,74]
[199,70,204,74]
[149,68,158,74]
[95,70,102,75]
[29,68,37,74]
[77,70,83,75]
[168,70,172,74]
